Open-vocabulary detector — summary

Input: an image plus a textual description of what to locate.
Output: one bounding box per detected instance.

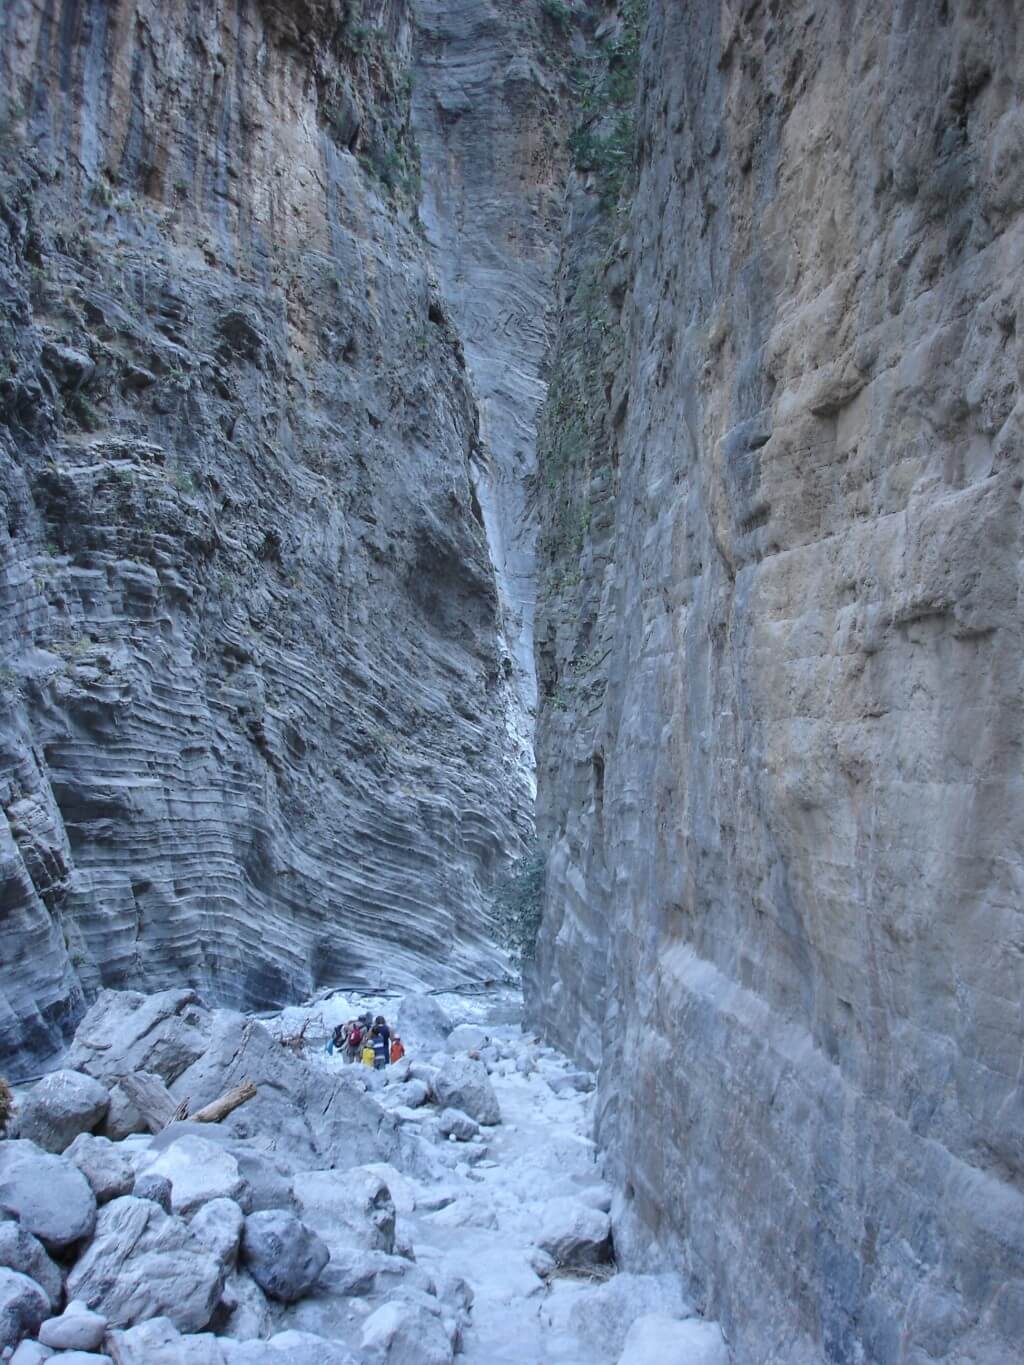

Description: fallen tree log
[191,1079,257,1124]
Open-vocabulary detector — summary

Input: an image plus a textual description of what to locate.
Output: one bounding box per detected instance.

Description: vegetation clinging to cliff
[568,0,646,206]
[492,842,547,964]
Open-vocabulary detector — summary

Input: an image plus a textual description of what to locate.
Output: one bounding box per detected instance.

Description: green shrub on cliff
[492,841,547,963]
[569,0,646,206]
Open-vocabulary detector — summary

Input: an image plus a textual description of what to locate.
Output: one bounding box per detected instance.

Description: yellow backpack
[361,1045,375,1067]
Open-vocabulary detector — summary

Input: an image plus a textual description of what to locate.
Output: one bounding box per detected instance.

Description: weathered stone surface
[188,1198,244,1272]
[394,996,453,1054]
[360,1299,452,1365]
[144,1136,250,1217]
[0,1223,63,1311]
[437,1108,479,1142]
[12,1070,109,1153]
[531,3,1024,1363]
[240,1211,329,1304]
[444,1024,489,1054]
[9,1340,56,1364]
[64,1133,134,1205]
[536,1197,611,1268]
[617,1314,728,1365]
[66,991,210,1088]
[412,0,576,735]
[130,1174,172,1213]
[291,1168,396,1254]
[38,1300,108,1351]
[0,1141,97,1251]
[0,0,530,1078]
[570,1274,692,1359]
[0,1268,49,1351]
[65,1195,224,1332]
[432,1055,500,1126]
[104,1316,228,1364]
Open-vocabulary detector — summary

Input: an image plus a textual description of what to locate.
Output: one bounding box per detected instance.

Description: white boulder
[291,1167,395,1253]
[189,1197,245,1270]
[618,1314,730,1365]
[437,1108,480,1142]
[395,995,452,1053]
[38,1299,107,1351]
[536,1197,612,1267]
[445,1024,488,1054]
[10,1339,57,1364]
[145,1136,250,1216]
[570,1273,692,1356]
[360,1300,453,1365]
[431,1056,500,1126]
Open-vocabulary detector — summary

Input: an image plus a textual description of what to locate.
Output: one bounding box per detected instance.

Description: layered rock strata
[532,1,1024,1362]
[0,0,539,1074]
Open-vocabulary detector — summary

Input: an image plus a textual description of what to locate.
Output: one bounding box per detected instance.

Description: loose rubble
[0,986,728,1361]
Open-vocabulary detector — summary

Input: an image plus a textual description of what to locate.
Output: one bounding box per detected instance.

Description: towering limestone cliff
[532,1,1024,1361]
[0,0,573,1074]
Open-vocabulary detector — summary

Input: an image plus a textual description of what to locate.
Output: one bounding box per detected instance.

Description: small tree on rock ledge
[492,841,547,965]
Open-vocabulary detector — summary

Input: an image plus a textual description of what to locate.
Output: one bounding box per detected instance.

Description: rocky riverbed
[0,986,727,1363]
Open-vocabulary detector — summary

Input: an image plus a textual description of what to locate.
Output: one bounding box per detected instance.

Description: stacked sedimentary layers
[532,1,1024,1361]
[0,0,572,1074]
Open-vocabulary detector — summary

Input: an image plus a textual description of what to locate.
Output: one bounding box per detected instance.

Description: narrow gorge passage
[1,1,1023,1363]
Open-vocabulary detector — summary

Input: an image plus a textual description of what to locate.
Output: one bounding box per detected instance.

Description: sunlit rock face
[531,1,1024,1361]
[0,0,546,1073]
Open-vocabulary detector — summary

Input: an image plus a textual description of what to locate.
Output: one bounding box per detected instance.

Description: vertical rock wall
[411,0,581,764]
[532,1,1024,1361]
[0,0,532,1073]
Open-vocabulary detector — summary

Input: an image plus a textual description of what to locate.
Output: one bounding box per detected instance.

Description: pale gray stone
[394,997,453,1055]
[38,1301,107,1351]
[188,1198,244,1271]
[360,1300,453,1365]
[444,1024,489,1054]
[227,1331,360,1364]
[570,1274,691,1358]
[145,1137,249,1216]
[130,1173,172,1213]
[215,1268,272,1342]
[10,1340,55,1364]
[617,1314,728,1365]
[65,1196,224,1332]
[104,1316,229,1364]
[291,1167,395,1254]
[240,1211,329,1303]
[0,1224,63,1311]
[0,1268,49,1351]
[12,1071,109,1154]
[0,1142,97,1251]
[431,1057,500,1127]
[64,1133,134,1205]
[536,1198,611,1267]
[437,1108,480,1142]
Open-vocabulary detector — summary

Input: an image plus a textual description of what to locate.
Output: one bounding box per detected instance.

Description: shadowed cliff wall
[532,2,1024,1361]
[0,0,546,1073]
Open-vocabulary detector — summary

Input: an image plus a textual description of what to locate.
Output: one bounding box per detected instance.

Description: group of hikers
[327,1012,405,1069]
